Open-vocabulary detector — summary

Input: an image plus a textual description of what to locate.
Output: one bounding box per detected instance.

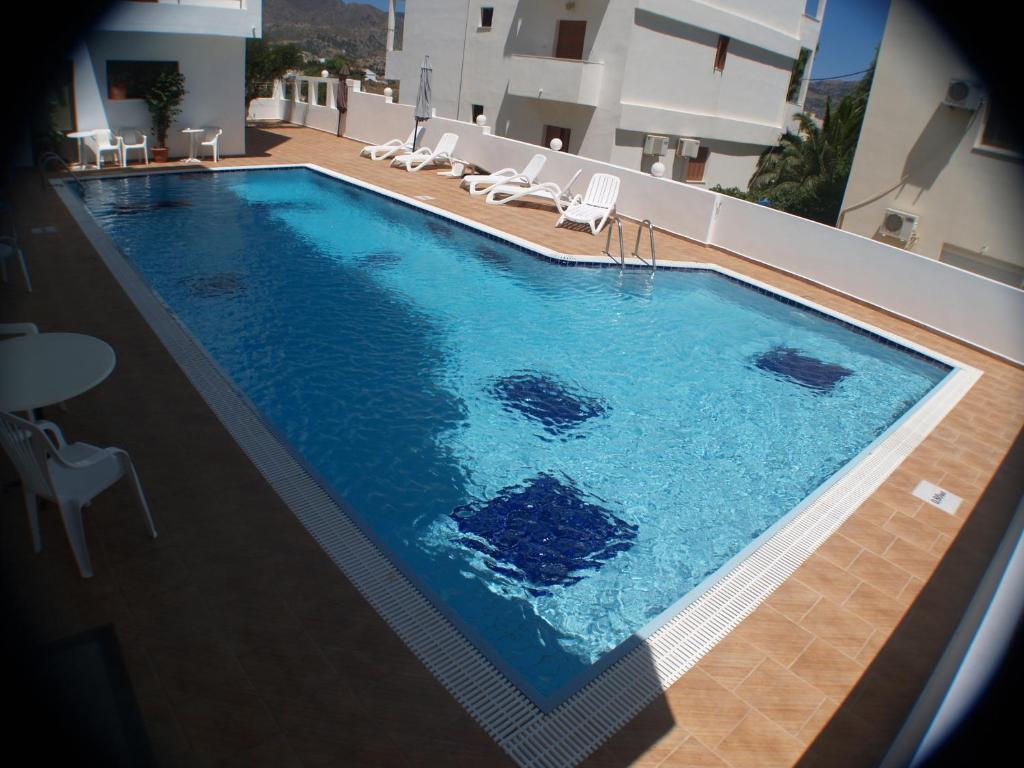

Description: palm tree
[747,61,874,224]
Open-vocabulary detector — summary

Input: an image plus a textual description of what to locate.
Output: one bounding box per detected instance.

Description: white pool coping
[55,166,981,768]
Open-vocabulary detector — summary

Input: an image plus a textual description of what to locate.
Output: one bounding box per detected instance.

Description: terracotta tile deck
[2,125,1022,767]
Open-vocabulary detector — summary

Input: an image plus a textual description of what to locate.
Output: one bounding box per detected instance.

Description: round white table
[67,130,96,170]
[0,333,116,414]
[181,128,204,164]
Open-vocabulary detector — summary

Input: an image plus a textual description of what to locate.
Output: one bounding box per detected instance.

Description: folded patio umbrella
[413,55,432,151]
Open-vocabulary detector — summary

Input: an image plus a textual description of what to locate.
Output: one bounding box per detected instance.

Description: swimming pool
[81,167,952,711]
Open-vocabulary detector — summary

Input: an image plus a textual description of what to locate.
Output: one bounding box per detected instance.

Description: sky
[808,0,891,80]
[355,0,890,81]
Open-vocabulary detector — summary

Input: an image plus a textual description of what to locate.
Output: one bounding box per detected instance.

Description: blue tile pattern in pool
[755,346,854,393]
[452,473,637,596]
[82,168,951,709]
[492,373,609,437]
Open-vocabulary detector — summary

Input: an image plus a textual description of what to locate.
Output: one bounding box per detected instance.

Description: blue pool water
[84,168,950,707]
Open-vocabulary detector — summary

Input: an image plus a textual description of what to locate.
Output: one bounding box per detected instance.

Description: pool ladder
[602,217,657,271]
[38,152,85,196]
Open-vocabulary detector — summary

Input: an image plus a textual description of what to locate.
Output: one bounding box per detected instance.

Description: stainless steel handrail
[38,151,85,195]
[631,219,656,271]
[602,215,625,266]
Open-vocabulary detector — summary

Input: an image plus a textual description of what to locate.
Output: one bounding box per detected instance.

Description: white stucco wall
[386,0,818,190]
[72,31,246,158]
[840,0,1024,280]
[384,0,468,120]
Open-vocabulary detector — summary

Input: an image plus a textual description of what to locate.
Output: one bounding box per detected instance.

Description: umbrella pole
[412,119,420,151]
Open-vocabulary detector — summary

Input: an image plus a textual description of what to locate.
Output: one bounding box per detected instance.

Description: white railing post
[271,78,284,100]
[326,80,337,109]
[309,78,319,106]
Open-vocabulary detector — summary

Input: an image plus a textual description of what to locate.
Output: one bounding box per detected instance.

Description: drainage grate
[56,172,981,768]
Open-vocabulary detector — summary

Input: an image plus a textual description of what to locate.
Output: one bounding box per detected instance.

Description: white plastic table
[67,130,96,170]
[0,333,116,414]
[181,128,204,164]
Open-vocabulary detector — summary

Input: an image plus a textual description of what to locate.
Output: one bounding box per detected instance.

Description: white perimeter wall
[249,78,342,135]
[72,31,246,158]
[338,86,1024,364]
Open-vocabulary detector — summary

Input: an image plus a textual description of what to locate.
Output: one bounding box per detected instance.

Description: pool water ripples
[85,168,950,705]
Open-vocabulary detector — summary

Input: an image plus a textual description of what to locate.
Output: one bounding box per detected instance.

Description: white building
[65,0,261,159]
[385,0,823,189]
[839,0,1024,289]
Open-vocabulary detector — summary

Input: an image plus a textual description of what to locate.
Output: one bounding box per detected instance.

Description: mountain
[802,79,858,120]
[263,0,390,71]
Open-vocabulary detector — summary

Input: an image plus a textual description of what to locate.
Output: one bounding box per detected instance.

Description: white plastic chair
[556,173,621,234]
[199,127,223,162]
[462,154,547,196]
[0,234,32,292]
[360,125,424,161]
[0,411,158,578]
[118,128,149,166]
[390,132,459,172]
[0,322,38,338]
[485,169,583,214]
[86,129,123,169]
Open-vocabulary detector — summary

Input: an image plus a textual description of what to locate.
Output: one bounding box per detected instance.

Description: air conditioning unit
[943,79,983,111]
[643,134,669,156]
[676,138,700,159]
[881,208,918,244]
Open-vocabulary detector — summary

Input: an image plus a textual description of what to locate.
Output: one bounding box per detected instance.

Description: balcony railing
[506,54,604,108]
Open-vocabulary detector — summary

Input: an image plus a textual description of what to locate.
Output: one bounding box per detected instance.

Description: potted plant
[144,70,187,162]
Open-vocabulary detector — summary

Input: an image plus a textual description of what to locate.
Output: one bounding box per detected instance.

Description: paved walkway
[1,126,1021,767]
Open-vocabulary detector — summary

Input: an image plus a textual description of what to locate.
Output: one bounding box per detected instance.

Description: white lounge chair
[485,169,583,214]
[200,127,223,162]
[390,132,459,172]
[0,411,158,578]
[462,154,547,196]
[86,129,122,169]
[360,126,424,161]
[118,127,149,166]
[557,173,621,234]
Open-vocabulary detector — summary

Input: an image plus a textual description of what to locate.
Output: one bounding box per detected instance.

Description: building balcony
[95,0,260,38]
[506,54,604,108]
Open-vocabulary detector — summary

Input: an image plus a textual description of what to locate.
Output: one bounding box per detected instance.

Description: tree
[300,55,352,77]
[144,70,187,149]
[738,61,875,225]
[245,39,303,107]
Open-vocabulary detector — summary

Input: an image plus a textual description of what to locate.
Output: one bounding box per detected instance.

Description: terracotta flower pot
[152,147,169,163]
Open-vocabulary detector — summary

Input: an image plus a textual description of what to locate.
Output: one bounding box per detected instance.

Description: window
[472,104,484,123]
[787,48,811,103]
[480,7,494,29]
[686,147,710,182]
[714,36,729,72]
[979,102,1023,155]
[555,20,587,60]
[543,124,571,152]
[106,60,177,100]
